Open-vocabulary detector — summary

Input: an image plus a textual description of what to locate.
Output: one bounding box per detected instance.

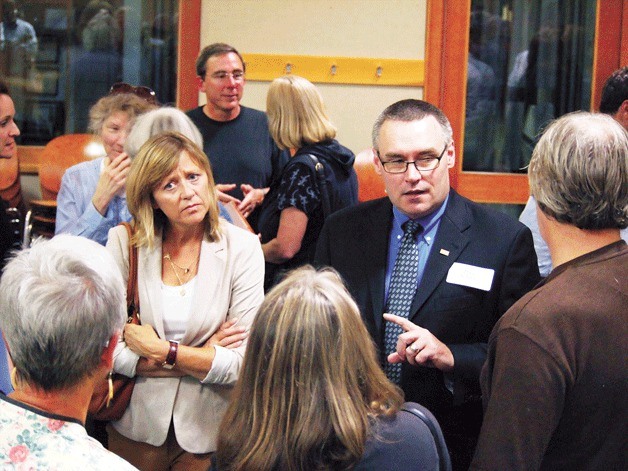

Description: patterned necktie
[384,219,422,384]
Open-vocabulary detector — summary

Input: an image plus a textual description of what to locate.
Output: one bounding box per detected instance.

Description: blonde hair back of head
[216,265,403,471]
[266,74,336,150]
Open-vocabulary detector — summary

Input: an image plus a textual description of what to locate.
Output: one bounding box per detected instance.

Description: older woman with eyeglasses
[55,88,157,245]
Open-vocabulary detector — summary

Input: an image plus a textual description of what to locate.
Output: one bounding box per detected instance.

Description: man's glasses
[377,144,449,174]
[109,82,158,104]
[209,71,245,82]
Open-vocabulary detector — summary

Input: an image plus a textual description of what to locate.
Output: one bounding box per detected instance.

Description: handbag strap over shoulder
[305,154,332,219]
[119,222,140,324]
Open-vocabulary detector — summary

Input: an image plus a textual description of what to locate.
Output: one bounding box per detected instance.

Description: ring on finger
[408,344,419,353]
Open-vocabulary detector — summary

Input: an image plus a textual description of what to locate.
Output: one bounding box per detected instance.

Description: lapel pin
[439,249,450,256]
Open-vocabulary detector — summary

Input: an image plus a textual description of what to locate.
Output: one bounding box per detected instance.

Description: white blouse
[161,277,196,342]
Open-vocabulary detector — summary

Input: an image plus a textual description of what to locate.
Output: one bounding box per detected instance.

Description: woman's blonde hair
[126,132,221,248]
[216,266,403,471]
[88,92,156,135]
[266,75,336,150]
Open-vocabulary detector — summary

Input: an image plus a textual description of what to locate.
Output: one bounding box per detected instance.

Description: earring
[10,367,18,390]
[106,371,114,408]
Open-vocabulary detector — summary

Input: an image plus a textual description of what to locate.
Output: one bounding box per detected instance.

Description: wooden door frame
[177,0,201,111]
[424,0,626,204]
[18,0,202,173]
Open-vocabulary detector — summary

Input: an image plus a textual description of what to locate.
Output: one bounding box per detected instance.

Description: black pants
[436,402,483,471]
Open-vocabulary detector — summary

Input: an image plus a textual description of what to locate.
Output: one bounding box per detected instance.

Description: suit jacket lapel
[409,191,471,320]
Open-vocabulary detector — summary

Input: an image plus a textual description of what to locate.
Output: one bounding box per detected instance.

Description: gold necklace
[164,253,192,274]
[164,253,194,296]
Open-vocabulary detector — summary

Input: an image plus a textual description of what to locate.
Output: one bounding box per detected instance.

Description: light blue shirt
[520,196,628,277]
[56,158,233,246]
[385,195,450,304]
[55,158,130,246]
[0,333,11,395]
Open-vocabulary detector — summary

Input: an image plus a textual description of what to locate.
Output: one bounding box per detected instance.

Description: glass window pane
[481,203,525,221]
[462,0,596,173]
[1,0,178,145]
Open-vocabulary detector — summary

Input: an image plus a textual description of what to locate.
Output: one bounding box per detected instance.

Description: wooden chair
[0,153,26,248]
[0,153,24,209]
[38,134,105,200]
[24,134,104,246]
[354,148,386,202]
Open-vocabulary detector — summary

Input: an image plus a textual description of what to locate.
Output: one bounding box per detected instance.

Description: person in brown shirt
[471,111,628,470]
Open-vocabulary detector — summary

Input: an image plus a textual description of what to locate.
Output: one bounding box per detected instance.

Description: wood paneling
[622,2,628,66]
[424,0,445,105]
[177,0,201,111]
[591,0,626,111]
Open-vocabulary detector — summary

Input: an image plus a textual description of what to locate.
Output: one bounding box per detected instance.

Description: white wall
[198,0,426,153]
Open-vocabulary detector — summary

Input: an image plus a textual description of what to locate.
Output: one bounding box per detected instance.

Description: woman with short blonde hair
[259,75,358,290]
[215,266,444,470]
[266,75,336,149]
[88,93,151,135]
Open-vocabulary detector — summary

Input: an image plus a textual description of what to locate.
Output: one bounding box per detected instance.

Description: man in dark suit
[315,99,540,470]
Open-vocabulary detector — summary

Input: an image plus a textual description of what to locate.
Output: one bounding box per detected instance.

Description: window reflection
[482,203,524,221]
[463,0,596,173]
[1,0,178,145]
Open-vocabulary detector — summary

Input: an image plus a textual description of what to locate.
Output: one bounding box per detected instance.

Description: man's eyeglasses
[377,144,449,174]
[210,71,245,82]
[109,82,158,104]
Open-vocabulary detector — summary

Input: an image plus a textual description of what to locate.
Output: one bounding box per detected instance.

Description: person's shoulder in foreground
[355,402,444,471]
[0,384,137,470]
[472,242,628,471]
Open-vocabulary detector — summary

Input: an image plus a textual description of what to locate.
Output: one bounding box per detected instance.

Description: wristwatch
[162,340,179,369]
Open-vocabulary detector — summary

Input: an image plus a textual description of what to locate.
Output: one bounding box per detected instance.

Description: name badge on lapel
[446,262,494,291]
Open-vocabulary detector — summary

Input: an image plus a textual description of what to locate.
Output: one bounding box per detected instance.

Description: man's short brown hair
[195,43,245,79]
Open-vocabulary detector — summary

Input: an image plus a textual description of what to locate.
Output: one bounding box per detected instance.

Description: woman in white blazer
[105,132,264,471]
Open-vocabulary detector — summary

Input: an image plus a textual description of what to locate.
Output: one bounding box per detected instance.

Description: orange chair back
[0,153,23,209]
[39,134,105,200]
[354,148,386,202]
